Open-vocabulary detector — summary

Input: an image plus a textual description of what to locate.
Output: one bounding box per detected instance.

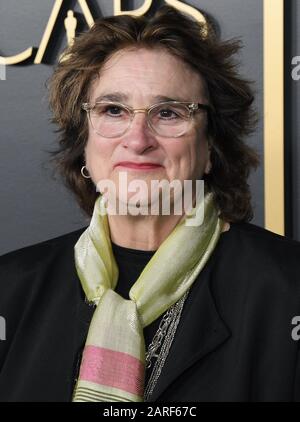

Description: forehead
[89,48,207,103]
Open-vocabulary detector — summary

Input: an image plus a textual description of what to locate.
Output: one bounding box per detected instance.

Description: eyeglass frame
[81,100,212,138]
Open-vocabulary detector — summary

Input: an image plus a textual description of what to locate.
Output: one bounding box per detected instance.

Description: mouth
[114,162,163,170]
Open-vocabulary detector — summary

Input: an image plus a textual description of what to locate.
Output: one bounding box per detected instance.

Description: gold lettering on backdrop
[34,0,94,64]
[0,1,206,65]
[0,0,94,65]
[0,47,34,65]
[165,0,207,31]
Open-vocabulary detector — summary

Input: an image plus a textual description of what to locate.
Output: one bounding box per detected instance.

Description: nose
[121,111,158,153]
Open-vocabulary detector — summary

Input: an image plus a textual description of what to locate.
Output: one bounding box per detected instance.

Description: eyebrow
[93,92,189,104]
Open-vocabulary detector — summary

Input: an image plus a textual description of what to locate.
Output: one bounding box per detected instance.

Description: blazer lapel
[148,260,231,401]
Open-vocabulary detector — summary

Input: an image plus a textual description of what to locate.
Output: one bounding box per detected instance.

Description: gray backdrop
[0,0,298,255]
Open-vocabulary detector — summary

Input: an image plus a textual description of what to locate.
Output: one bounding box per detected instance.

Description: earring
[81,165,91,179]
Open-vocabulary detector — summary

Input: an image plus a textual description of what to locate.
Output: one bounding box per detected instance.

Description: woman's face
[84,47,211,210]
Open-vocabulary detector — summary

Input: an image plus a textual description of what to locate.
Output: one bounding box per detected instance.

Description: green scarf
[72,192,224,402]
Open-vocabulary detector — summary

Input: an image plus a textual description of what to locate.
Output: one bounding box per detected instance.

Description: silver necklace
[144,289,190,401]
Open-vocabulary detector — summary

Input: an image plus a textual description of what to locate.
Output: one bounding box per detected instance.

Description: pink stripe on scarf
[79,345,144,396]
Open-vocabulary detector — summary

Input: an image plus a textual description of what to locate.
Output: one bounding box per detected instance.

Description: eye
[94,104,126,118]
[157,107,179,120]
[152,104,189,121]
[105,105,124,116]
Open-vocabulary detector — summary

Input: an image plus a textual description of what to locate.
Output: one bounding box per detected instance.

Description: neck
[107,213,185,251]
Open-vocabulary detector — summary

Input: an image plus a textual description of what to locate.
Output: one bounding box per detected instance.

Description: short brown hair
[48,5,259,221]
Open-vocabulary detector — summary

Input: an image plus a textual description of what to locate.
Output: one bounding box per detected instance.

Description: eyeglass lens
[88,103,192,138]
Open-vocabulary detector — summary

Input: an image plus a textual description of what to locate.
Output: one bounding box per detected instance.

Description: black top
[0,222,300,402]
[111,241,156,301]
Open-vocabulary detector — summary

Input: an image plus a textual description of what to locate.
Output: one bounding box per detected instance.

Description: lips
[115,162,163,170]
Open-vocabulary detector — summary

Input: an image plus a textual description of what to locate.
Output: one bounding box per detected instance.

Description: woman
[0,6,299,402]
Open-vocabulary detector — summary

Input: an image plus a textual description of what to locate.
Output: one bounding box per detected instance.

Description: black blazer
[0,222,300,402]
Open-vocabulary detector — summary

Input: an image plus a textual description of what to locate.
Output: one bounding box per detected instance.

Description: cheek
[189,129,209,175]
[167,137,205,179]
[85,136,114,181]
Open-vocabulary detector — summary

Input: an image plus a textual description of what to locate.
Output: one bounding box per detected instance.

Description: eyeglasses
[81,100,211,138]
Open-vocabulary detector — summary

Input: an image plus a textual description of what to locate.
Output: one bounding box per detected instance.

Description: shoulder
[220,222,300,266]
[226,220,299,243]
[0,227,89,370]
[0,227,88,326]
[214,222,300,307]
[0,227,88,284]
[1,227,87,262]
[209,223,300,334]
